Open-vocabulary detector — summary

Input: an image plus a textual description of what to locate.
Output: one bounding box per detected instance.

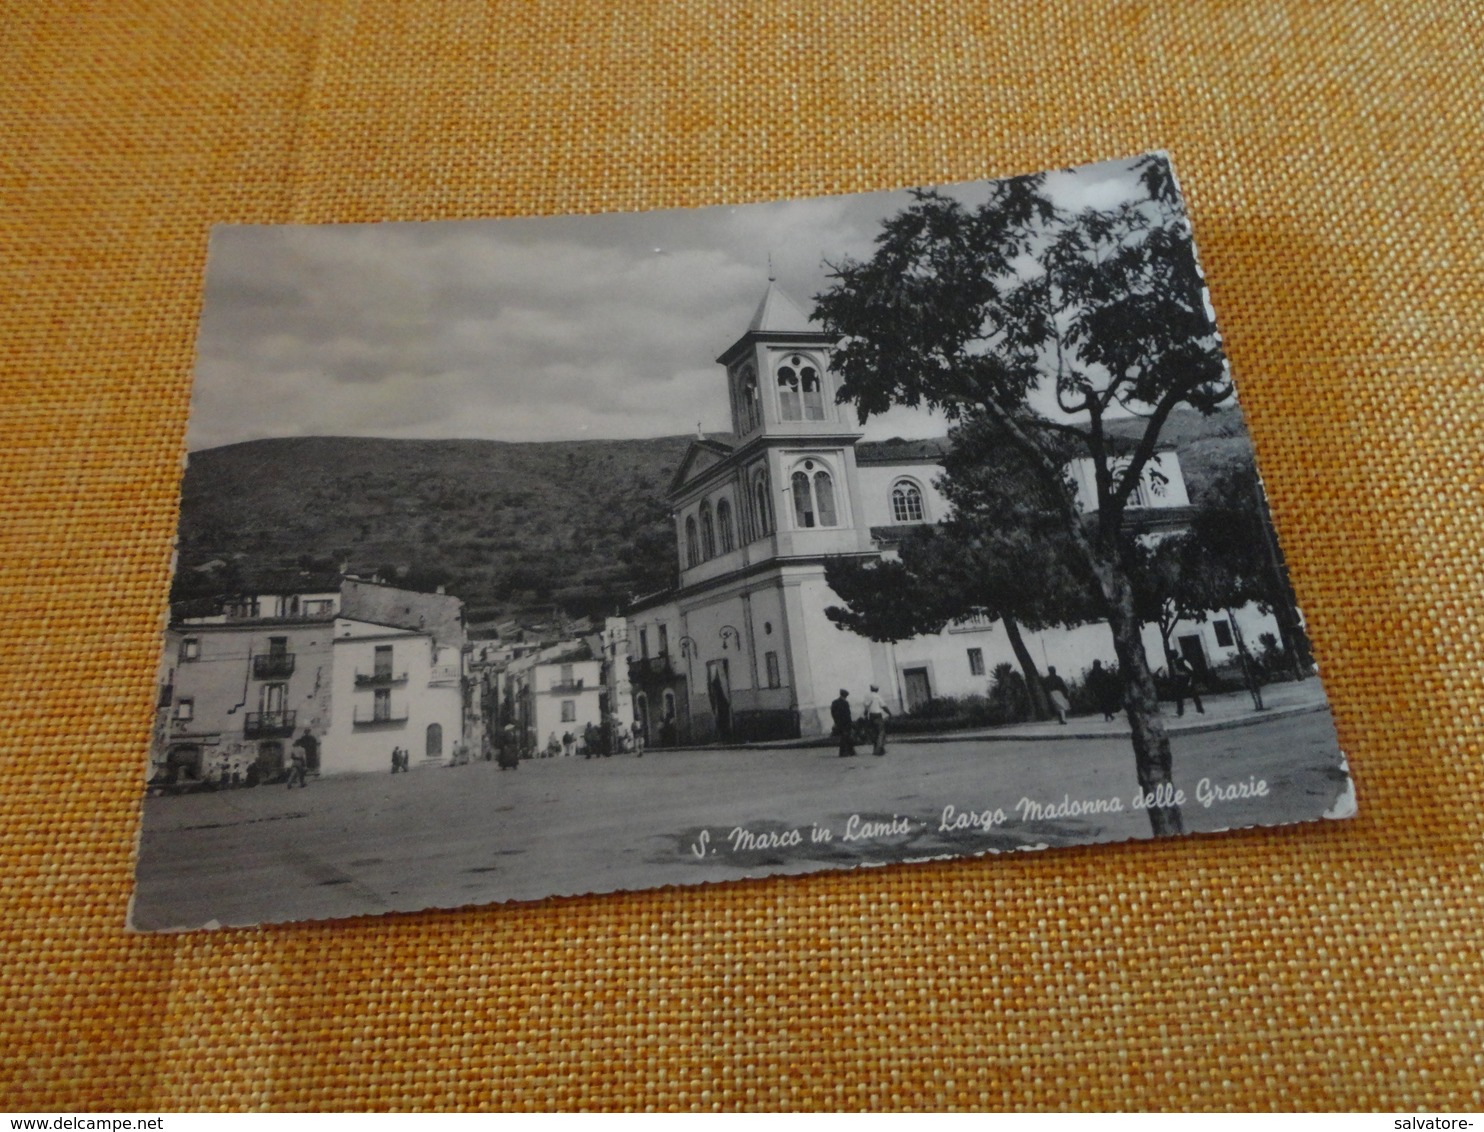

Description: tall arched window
[717,499,735,553]
[685,516,700,568]
[891,480,926,523]
[754,471,773,536]
[790,461,839,528]
[791,472,814,527]
[814,469,838,526]
[737,366,761,434]
[777,355,825,421]
[700,502,716,560]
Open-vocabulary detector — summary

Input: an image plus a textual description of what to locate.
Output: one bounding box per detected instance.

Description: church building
[626,283,1277,744]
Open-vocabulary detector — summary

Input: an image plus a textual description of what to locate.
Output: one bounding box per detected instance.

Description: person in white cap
[862,684,892,756]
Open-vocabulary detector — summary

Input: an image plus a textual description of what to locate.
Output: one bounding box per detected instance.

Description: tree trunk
[1226,607,1264,711]
[1102,570,1185,837]
[1002,615,1050,721]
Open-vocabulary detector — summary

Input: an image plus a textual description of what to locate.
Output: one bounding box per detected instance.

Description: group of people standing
[1050,655,1205,724]
[827,653,1206,746]
[831,685,893,758]
[530,720,647,761]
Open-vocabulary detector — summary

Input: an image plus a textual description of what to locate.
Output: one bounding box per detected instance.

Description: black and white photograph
[132,153,1355,931]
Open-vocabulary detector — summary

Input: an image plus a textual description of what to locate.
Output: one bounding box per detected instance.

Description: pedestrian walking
[286,747,308,788]
[1089,660,1120,722]
[1043,667,1070,724]
[498,725,520,770]
[562,730,575,758]
[862,684,892,756]
[831,689,857,758]
[1168,653,1205,717]
[632,720,645,758]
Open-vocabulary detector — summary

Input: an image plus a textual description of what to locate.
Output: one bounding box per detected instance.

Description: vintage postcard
[132,154,1354,931]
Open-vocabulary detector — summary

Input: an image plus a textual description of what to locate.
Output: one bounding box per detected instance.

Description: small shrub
[988,663,1032,723]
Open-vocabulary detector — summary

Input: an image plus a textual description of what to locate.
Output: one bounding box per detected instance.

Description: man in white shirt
[862,684,892,757]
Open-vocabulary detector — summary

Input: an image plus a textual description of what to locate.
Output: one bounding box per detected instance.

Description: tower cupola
[717,282,841,441]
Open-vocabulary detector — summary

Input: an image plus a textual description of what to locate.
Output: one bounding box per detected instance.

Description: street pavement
[131,681,1351,932]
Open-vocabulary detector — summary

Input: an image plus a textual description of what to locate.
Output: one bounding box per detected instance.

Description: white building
[503,639,606,755]
[626,282,1283,743]
[153,576,468,783]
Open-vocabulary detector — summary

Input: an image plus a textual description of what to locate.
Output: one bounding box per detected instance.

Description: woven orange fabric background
[2,0,1480,1112]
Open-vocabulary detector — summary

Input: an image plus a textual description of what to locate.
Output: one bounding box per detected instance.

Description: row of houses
[152,572,633,784]
[152,576,473,785]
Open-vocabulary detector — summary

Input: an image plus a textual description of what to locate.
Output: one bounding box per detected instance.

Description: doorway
[255,741,285,781]
[635,692,650,744]
[295,734,320,774]
[1177,634,1210,679]
[902,667,932,713]
[706,659,732,740]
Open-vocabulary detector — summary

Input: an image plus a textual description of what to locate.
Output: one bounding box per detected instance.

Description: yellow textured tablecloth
[2,0,1480,1112]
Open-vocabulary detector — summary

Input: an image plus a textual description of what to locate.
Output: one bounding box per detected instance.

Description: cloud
[187,156,1151,450]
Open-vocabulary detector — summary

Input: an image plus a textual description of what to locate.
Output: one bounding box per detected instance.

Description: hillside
[171,407,1259,624]
[172,434,696,621]
[1103,405,1256,505]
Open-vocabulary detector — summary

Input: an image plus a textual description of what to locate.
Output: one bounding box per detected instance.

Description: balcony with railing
[244,710,296,738]
[547,678,585,694]
[252,653,296,679]
[354,669,408,688]
[353,705,409,726]
[628,656,676,686]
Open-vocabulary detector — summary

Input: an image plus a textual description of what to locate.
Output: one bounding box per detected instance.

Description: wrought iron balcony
[252,653,296,679]
[354,669,408,688]
[353,706,409,725]
[244,710,296,738]
[628,656,675,684]
[548,679,584,694]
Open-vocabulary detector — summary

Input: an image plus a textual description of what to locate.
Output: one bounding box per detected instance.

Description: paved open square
[132,697,1349,931]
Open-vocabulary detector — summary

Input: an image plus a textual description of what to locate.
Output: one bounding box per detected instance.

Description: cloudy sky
[187,157,1150,452]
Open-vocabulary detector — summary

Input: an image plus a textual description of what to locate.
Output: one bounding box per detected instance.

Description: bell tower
[716,281,845,442]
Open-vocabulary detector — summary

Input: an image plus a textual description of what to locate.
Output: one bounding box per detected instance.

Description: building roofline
[714,329,838,368]
[170,615,338,631]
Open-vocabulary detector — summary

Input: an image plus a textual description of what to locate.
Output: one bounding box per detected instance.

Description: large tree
[824,416,1100,720]
[1136,461,1313,703]
[814,155,1231,835]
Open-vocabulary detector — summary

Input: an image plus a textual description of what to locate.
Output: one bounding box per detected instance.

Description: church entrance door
[706,659,732,741]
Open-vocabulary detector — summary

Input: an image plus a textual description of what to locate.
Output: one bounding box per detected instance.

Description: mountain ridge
[172,407,1253,623]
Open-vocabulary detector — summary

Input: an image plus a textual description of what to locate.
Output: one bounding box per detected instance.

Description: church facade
[626,283,1279,744]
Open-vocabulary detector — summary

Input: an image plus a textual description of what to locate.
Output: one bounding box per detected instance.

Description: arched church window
[737,366,761,434]
[777,355,826,422]
[891,480,926,523]
[791,461,839,529]
[814,470,838,526]
[791,472,812,527]
[717,499,735,553]
[685,516,700,569]
[754,471,773,537]
[700,502,716,560]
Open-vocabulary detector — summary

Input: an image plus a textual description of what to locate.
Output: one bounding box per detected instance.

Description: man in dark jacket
[1168,653,1205,717]
[831,689,856,758]
[1089,659,1120,722]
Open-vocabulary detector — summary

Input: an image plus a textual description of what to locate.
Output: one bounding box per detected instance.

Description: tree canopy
[815,154,1236,835]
